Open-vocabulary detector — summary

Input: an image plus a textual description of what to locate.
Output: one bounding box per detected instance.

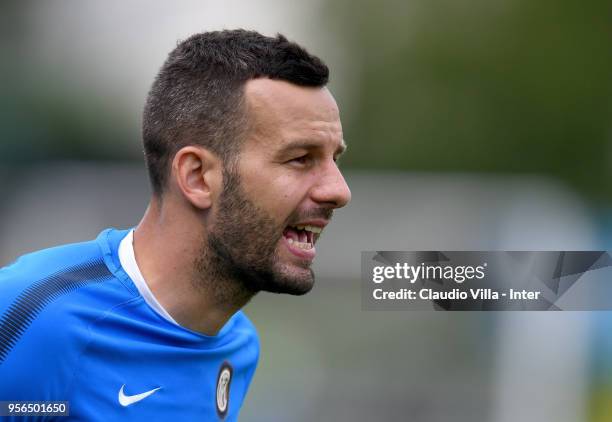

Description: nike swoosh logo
[118,384,161,407]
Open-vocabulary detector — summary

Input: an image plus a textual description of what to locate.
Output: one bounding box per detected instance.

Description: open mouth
[282,224,323,251]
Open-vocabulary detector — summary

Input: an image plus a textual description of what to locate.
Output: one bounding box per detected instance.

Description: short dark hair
[142,29,329,195]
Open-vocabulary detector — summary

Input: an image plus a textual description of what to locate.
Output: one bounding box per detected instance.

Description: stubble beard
[193,165,315,306]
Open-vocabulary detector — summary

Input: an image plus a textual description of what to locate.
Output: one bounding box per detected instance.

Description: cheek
[265,180,302,219]
[239,159,313,211]
[270,174,309,203]
[247,171,303,202]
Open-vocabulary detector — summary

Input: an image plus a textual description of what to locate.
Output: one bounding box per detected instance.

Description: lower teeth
[287,238,313,250]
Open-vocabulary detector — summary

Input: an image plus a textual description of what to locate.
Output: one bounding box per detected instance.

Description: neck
[132,198,255,336]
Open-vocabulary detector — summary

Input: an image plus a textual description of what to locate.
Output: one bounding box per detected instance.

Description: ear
[171,146,222,210]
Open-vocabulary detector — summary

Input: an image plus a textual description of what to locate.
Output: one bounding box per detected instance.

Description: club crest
[216,361,233,418]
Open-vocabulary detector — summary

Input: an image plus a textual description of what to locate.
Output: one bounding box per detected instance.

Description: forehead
[243,78,343,151]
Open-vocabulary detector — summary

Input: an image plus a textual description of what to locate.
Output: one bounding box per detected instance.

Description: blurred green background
[2,0,611,201]
[1,1,612,421]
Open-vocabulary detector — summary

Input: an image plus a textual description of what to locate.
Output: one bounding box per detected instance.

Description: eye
[287,155,311,166]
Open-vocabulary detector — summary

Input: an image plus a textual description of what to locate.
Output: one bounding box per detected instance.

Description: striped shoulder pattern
[0,259,113,364]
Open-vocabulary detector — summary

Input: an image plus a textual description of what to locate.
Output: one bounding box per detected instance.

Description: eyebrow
[279,139,348,157]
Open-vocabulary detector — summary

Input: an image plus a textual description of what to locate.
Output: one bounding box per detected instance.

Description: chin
[259,264,315,296]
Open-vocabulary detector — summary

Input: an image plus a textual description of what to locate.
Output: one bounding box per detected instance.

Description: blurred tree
[0,1,137,164]
[2,0,611,201]
[327,0,612,202]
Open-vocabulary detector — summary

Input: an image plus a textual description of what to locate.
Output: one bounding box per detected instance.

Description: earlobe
[172,146,221,210]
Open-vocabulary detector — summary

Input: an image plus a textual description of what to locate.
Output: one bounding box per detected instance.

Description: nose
[310,161,352,209]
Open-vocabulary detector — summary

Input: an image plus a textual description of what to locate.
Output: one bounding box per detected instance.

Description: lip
[282,236,316,260]
[288,219,329,229]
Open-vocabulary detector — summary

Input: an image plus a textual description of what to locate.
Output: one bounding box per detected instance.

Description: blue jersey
[0,228,259,421]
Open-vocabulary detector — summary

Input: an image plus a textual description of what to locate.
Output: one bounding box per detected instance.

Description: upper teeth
[293,224,322,234]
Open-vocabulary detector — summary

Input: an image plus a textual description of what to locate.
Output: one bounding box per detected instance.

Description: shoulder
[227,311,260,398]
[225,310,260,372]
[230,310,259,344]
[0,237,116,324]
[0,236,121,333]
[1,236,107,278]
[212,310,260,367]
[0,232,137,400]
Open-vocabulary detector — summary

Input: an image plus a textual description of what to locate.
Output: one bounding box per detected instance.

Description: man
[0,30,350,421]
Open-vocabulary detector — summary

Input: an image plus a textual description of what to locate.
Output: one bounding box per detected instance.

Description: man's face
[207,79,351,295]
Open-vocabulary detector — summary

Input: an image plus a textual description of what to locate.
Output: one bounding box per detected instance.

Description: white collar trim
[118,230,178,325]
